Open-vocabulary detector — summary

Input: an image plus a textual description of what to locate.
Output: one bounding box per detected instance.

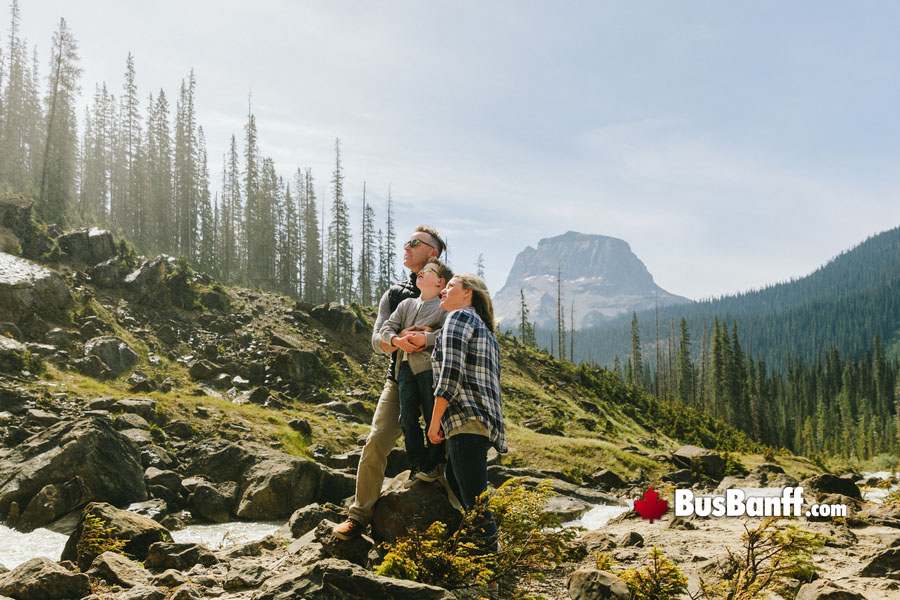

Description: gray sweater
[379,295,447,375]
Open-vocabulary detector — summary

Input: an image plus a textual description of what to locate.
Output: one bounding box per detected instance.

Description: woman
[427,273,507,553]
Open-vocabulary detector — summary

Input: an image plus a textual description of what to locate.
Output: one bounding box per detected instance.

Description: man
[333,225,446,540]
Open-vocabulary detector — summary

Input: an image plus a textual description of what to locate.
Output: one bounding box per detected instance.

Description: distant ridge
[568,225,900,368]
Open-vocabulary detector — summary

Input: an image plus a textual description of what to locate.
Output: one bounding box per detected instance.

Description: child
[379,257,454,483]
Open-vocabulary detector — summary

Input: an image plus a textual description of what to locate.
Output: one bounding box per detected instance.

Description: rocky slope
[493,231,691,330]
[0,194,897,599]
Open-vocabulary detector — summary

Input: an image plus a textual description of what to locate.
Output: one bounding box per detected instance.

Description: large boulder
[567,568,630,600]
[858,547,900,579]
[0,334,35,373]
[183,440,354,520]
[269,348,329,383]
[670,445,725,479]
[371,480,461,544]
[255,558,454,600]
[0,418,147,531]
[144,542,218,571]
[0,194,54,260]
[124,256,170,301]
[86,551,151,588]
[57,228,116,265]
[82,336,139,378]
[800,474,862,502]
[0,252,72,324]
[310,302,363,333]
[0,557,91,600]
[61,502,172,570]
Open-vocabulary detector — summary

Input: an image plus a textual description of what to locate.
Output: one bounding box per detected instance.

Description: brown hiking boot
[333,518,365,540]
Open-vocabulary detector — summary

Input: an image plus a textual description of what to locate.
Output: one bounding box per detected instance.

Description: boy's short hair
[415,225,446,256]
[426,257,453,284]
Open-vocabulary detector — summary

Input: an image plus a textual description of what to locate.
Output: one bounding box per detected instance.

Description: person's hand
[427,420,445,444]
[380,340,396,354]
[405,331,427,349]
[392,334,422,354]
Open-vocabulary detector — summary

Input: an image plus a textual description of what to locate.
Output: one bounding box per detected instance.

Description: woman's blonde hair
[455,273,495,333]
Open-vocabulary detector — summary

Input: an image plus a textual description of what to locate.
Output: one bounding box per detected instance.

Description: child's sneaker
[402,467,420,489]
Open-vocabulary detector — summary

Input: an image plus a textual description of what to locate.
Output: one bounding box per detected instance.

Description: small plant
[149,424,167,444]
[724,453,748,476]
[694,518,825,600]
[77,513,129,567]
[595,551,616,571]
[763,448,777,463]
[619,547,687,600]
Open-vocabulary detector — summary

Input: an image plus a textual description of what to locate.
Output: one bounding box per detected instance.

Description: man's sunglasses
[405,238,437,250]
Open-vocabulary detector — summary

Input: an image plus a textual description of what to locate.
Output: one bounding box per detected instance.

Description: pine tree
[476,253,485,279]
[326,138,353,303]
[242,101,262,285]
[676,318,694,406]
[173,71,199,260]
[196,127,214,272]
[146,90,173,253]
[38,17,81,226]
[518,289,536,347]
[302,168,323,303]
[222,134,241,281]
[630,312,643,389]
[357,183,376,305]
[377,186,397,296]
[557,264,566,361]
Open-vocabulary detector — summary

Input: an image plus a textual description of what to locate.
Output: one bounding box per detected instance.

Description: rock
[795,579,867,600]
[115,413,151,430]
[310,302,361,333]
[170,584,202,600]
[127,498,169,522]
[200,289,229,311]
[72,354,111,379]
[860,503,900,528]
[800,474,862,501]
[24,408,60,427]
[566,568,630,600]
[83,336,139,378]
[0,252,72,325]
[858,547,900,579]
[140,445,177,470]
[616,531,644,547]
[288,502,346,537]
[670,445,725,479]
[0,418,147,531]
[58,228,116,264]
[587,469,626,490]
[269,348,328,384]
[662,469,693,484]
[545,495,593,521]
[120,585,165,600]
[371,479,461,544]
[184,440,354,520]
[144,542,218,571]
[87,551,151,587]
[255,557,454,600]
[114,398,159,423]
[223,557,268,590]
[87,256,125,288]
[0,335,31,373]
[0,557,91,600]
[61,502,172,570]
[144,468,181,494]
[18,477,87,531]
[189,359,217,380]
[187,482,232,523]
[288,418,312,435]
[127,371,156,393]
[314,519,374,567]
[124,256,170,300]
[151,568,187,587]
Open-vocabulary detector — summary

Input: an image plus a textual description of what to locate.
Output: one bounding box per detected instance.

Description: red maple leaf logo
[634,488,668,523]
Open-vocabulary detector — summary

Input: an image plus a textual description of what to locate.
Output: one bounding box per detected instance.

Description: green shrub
[619,547,687,600]
[76,513,129,567]
[376,478,578,590]
[149,424,167,444]
[724,453,749,476]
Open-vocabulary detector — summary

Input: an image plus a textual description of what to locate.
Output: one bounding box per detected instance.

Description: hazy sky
[13,1,900,300]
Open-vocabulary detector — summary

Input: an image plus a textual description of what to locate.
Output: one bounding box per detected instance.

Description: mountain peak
[496,232,690,329]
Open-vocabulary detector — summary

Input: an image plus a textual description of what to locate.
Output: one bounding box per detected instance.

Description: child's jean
[397,362,444,470]
[444,433,499,553]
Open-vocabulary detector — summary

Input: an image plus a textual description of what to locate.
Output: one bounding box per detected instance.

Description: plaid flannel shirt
[432,306,508,453]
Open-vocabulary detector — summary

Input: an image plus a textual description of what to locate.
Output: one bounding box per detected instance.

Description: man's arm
[371,290,396,354]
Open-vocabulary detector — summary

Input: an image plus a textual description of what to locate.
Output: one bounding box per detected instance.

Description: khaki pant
[348,378,402,525]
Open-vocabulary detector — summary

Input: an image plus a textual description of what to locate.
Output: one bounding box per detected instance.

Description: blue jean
[397,362,444,470]
[445,433,498,553]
